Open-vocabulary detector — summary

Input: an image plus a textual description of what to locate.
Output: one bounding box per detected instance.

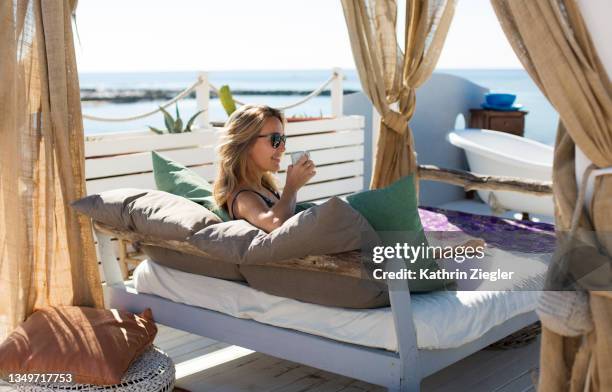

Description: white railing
[83,68,345,127]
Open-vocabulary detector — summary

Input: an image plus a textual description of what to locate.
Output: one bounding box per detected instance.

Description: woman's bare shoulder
[229,188,268,219]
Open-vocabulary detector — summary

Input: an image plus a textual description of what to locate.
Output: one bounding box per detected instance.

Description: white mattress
[133,247,547,351]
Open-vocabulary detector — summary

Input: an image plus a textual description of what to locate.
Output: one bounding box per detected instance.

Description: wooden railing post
[196,71,210,128]
[331,67,344,117]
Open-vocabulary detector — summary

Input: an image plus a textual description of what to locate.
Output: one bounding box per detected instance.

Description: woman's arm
[233,186,297,233]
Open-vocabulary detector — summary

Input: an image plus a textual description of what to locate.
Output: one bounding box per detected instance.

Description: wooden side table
[469,109,528,136]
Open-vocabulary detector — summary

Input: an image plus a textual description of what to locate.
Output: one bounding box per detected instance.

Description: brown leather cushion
[142,245,245,281]
[0,306,157,385]
[241,265,389,308]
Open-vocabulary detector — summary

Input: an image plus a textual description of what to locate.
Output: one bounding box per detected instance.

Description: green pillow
[347,175,448,291]
[151,151,230,221]
[295,201,317,214]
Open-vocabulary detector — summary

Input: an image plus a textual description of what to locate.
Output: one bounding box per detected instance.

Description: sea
[80,69,559,145]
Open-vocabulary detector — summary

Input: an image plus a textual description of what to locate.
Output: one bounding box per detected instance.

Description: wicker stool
[11,346,175,392]
[486,321,542,350]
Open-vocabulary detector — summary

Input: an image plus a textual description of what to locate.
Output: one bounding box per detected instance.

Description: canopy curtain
[491,1,612,391]
[0,0,103,341]
[342,0,455,189]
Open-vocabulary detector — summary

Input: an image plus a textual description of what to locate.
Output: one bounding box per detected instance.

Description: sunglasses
[257,132,287,149]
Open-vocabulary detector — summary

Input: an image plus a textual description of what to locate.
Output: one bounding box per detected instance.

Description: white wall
[574,0,611,212]
[577,0,612,79]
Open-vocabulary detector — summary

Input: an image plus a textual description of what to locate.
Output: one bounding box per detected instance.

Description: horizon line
[78,67,525,74]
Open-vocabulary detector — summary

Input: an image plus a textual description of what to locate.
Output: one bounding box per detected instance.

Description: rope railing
[81,71,340,123]
[208,72,337,111]
[82,77,205,122]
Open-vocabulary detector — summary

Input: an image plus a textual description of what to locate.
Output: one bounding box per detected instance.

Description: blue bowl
[485,93,516,107]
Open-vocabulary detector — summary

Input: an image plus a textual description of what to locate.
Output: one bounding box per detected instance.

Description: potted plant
[148,104,204,134]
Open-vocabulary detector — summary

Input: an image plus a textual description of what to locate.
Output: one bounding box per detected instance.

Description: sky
[74,0,522,73]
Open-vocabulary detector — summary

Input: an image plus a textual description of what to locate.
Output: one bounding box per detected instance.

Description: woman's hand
[285,154,316,191]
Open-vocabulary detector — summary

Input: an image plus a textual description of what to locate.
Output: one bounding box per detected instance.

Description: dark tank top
[230,188,281,219]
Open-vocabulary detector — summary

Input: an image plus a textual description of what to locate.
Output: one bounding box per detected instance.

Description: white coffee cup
[290,151,310,165]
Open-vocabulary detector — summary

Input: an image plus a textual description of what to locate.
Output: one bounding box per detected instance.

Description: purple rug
[419,206,556,254]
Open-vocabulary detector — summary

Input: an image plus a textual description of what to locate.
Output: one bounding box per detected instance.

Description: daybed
[95,201,554,391]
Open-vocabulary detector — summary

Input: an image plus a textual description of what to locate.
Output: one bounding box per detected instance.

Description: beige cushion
[189,197,378,265]
[123,190,234,280]
[189,197,386,308]
[140,197,377,287]
[143,245,244,281]
[126,190,221,239]
[72,188,232,279]
[0,306,157,385]
[240,265,389,308]
[71,188,149,229]
[72,189,221,239]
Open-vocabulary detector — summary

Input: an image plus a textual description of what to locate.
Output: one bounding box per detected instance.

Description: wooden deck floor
[157,324,540,392]
[0,324,540,392]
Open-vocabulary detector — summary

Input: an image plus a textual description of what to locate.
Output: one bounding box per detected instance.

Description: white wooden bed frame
[98,245,536,392]
[86,114,538,391]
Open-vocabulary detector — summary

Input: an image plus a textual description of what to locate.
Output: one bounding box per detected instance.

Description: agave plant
[149,104,204,134]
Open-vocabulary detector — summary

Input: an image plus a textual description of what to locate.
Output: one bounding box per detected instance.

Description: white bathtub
[447,128,554,217]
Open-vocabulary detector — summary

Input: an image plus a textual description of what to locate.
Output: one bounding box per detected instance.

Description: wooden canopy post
[417,164,553,196]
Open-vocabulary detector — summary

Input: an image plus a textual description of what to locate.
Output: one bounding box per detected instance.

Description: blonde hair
[214,104,285,211]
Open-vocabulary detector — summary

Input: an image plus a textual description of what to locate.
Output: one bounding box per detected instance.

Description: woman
[214,104,316,232]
